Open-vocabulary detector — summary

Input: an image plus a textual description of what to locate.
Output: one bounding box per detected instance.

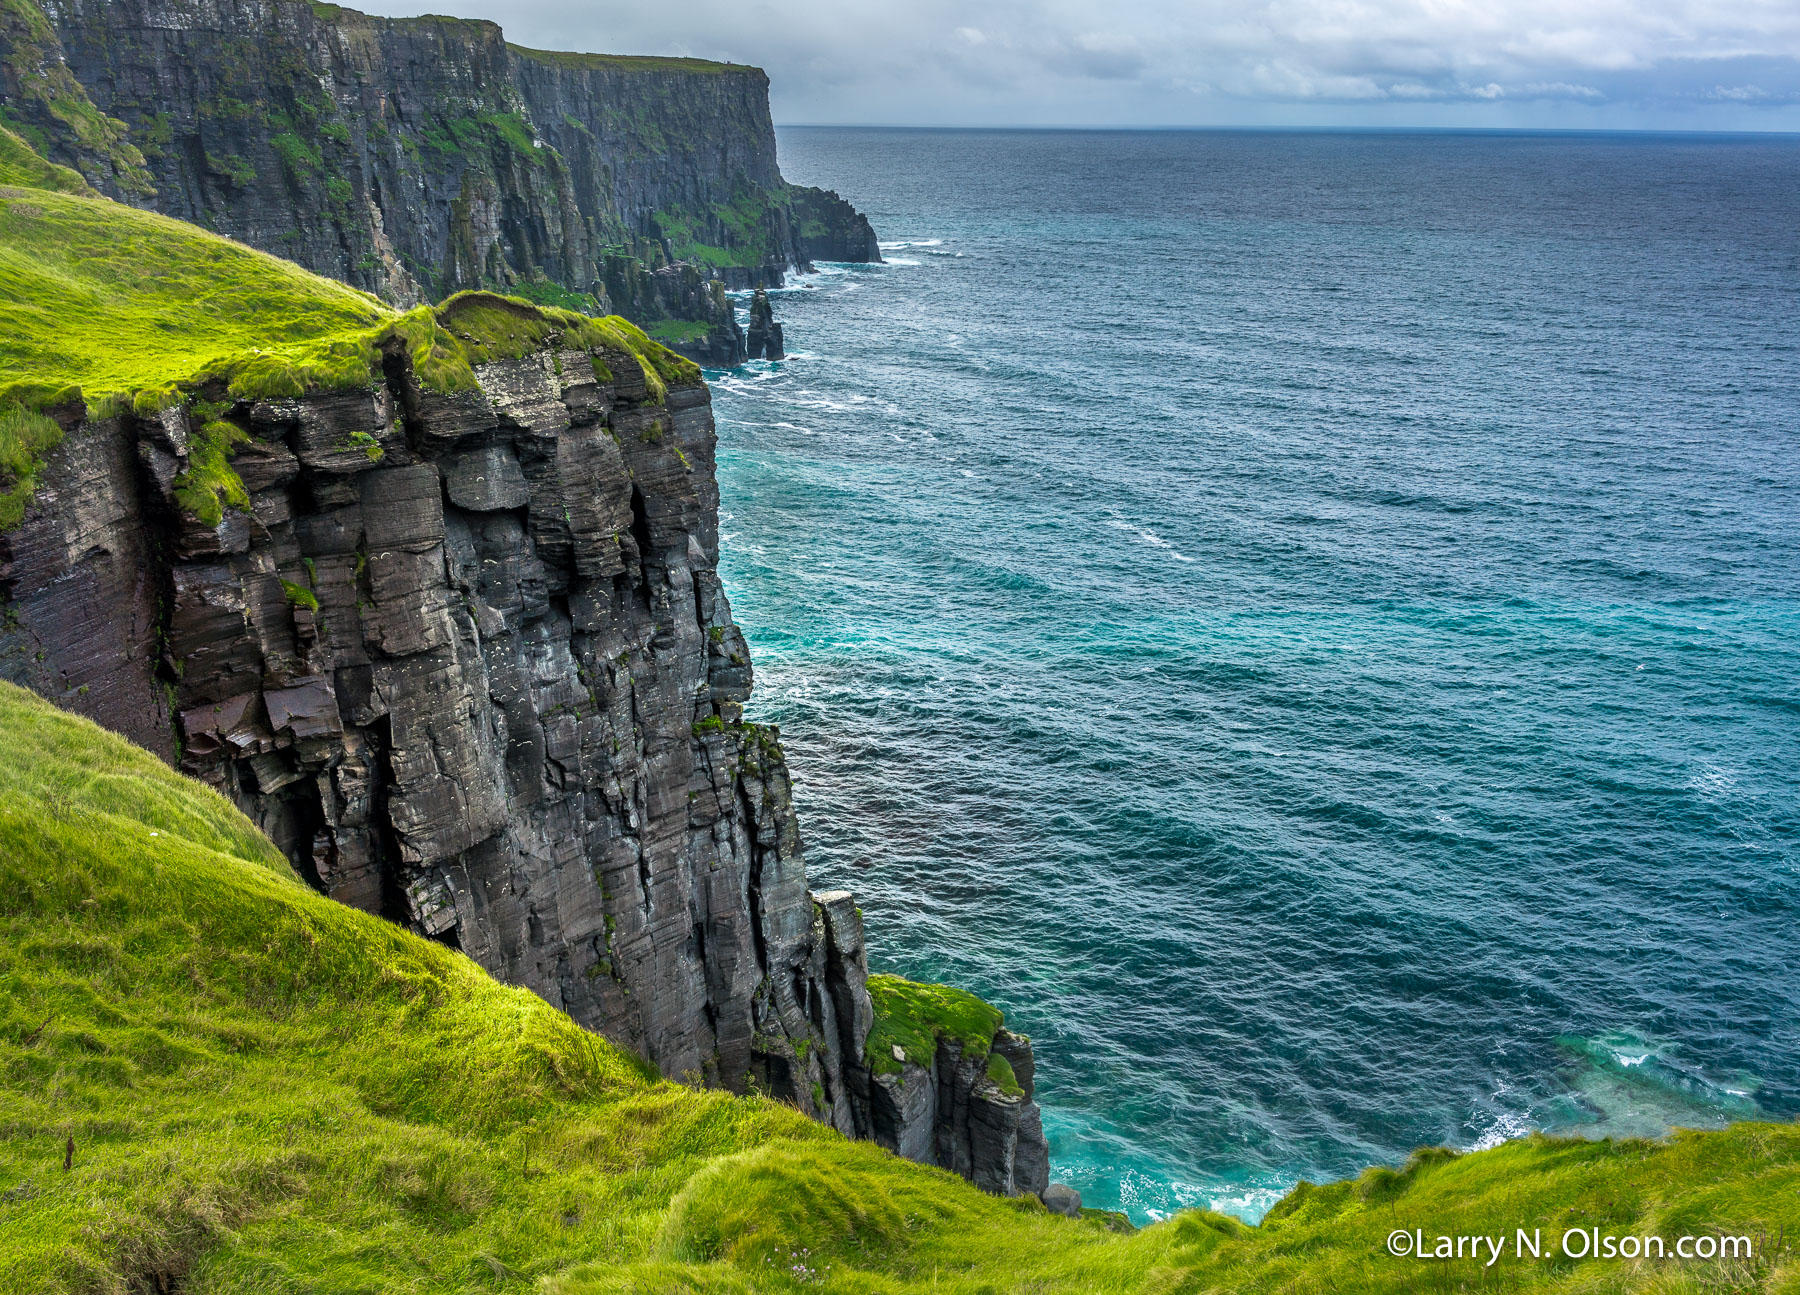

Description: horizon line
[773,122,1800,138]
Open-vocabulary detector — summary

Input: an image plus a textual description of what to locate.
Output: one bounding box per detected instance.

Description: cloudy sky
[356,0,1800,130]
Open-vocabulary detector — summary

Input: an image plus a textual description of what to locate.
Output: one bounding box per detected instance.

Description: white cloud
[346,0,1800,127]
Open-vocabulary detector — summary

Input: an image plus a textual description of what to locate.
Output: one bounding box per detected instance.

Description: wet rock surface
[745,289,785,361]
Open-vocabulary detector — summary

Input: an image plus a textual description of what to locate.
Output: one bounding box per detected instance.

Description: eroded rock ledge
[0,305,1047,1194]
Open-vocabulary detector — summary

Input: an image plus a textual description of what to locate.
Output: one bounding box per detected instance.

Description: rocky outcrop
[844,977,1052,1199]
[788,185,883,264]
[862,1030,1050,1198]
[0,289,1054,1197]
[0,298,872,1126]
[26,0,879,361]
[745,289,784,361]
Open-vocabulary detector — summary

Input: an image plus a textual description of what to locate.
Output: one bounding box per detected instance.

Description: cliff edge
[22,0,879,363]
[0,165,1042,1194]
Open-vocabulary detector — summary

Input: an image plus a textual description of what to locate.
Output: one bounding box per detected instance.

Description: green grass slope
[0,150,700,415]
[1,681,1796,1294]
[0,161,698,533]
[0,181,391,409]
[0,124,88,193]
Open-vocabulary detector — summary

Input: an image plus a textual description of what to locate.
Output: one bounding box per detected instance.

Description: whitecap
[1105,516,1196,563]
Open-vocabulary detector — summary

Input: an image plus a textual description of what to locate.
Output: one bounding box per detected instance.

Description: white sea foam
[1107,516,1195,563]
[1469,1109,1533,1152]
[1206,1184,1288,1223]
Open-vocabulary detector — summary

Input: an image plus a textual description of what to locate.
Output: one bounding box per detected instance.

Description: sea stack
[746,289,786,360]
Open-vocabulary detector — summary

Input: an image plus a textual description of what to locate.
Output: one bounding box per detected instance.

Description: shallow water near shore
[708,128,1800,1223]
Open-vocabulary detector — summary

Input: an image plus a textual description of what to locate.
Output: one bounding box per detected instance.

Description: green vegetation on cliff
[0,180,391,409]
[0,147,700,415]
[865,973,1005,1076]
[171,416,252,527]
[0,0,152,195]
[0,123,84,192]
[0,399,58,528]
[652,191,781,269]
[508,44,750,75]
[0,682,1796,1294]
[0,162,700,528]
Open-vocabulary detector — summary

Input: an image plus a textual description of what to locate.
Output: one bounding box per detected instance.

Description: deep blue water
[710,129,1800,1223]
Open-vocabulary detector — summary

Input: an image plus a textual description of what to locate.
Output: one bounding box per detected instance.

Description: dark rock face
[745,289,785,361]
[0,332,874,1127]
[0,0,151,194]
[0,327,1048,1195]
[854,1031,1051,1199]
[788,186,883,264]
[31,0,880,360]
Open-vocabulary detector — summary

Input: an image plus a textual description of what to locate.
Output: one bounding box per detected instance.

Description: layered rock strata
[854,1029,1050,1199]
[0,297,1048,1196]
[0,303,854,1118]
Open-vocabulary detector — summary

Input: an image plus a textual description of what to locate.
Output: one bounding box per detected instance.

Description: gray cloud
[350,0,1800,127]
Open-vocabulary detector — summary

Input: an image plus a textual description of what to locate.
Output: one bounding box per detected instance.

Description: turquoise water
[710,129,1800,1223]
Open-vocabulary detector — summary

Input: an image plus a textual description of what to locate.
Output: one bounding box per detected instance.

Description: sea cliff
[0,145,1040,1195]
[0,49,1794,1291]
[24,0,878,361]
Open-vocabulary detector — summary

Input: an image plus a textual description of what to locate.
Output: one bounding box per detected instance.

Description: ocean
[707,128,1800,1223]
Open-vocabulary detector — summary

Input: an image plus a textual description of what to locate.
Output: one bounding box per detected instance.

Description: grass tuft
[0,401,61,529]
[986,1051,1024,1097]
[279,579,319,612]
[170,419,249,526]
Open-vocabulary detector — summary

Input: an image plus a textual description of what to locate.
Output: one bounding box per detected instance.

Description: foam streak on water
[711,129,1800,1223]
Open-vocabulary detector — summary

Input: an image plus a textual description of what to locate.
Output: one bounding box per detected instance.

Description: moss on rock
[170,418,249,527]
[864,973,1005,1077]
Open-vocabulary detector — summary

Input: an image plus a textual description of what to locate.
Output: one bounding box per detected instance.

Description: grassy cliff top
[507,44,757,75]
[0,175,391,409]
[865,973,1006,1076]
[0,156,697,414]
[1,681,1798,1293]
